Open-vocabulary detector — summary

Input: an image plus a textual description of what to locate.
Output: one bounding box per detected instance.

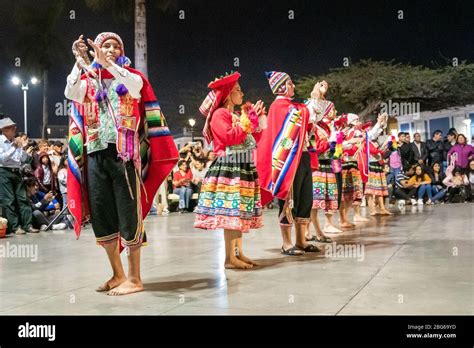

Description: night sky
[0,0,473,137]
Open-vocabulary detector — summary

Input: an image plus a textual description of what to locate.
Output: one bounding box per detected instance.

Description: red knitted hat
[199,71,241,143]
[199,71,241,118]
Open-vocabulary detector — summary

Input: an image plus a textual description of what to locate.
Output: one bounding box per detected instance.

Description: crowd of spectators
[386,128,474,208]
[0,117,70,235]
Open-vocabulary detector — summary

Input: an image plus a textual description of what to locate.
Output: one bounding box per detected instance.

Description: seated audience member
[394,165,417,207]
[443,166,470,203]
[407,164,432,205]
[24,178,67,230]
[429,162,447,203]
[172,160,193,214]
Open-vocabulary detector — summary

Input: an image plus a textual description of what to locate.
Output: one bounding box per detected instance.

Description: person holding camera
[0,118,39,234]
[24,178,67,231]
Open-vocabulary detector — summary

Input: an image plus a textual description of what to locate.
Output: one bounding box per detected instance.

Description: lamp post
[11,76,39,135]
[188,118,196,142]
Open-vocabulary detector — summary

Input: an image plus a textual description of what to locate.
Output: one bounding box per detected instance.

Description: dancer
[257,71,321,255]
[194,72,266,269]
[340,113,370,224]
[307,81,342,235]
[0,118,39,235]
[364,115,392,215]
[65,33,178,295]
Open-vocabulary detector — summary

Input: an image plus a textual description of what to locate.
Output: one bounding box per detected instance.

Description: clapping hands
[252,100,266,117]
[87,38,113,68]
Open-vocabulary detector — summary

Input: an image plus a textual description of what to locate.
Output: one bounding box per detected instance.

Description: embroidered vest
[82,78,138,160]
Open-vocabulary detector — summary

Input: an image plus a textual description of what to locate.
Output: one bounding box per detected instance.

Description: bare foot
[237,254,259,266]
[96,275,126,292]
[224,257,253,269]
[354,215,370,222]
[379,209,393,215]
[370,209,379,216]
[323,224,343,234]
[106,278,144,296]
[340,222,355,228]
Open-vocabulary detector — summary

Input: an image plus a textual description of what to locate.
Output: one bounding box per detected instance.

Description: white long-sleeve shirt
[0,135,29,168]
[64,63,143,103]
[367,121,383,140]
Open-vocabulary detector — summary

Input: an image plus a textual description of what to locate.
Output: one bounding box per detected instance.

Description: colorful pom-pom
[116,83,129,96]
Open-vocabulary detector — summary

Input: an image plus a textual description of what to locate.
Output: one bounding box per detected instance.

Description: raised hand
[87,38,113,68]
[72,35,90,64]
[320,80,328,95]
[253,100,266,117]
[310,82,322,99]
[378,112,388,125]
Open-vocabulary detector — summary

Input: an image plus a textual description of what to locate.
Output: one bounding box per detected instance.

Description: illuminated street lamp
[11,76,39,134]
[188,118,196,142]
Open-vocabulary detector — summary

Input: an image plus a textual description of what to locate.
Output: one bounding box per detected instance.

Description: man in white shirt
[0,118,39,234]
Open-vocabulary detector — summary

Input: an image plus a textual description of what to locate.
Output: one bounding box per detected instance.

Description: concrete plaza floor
[0,203,473,315]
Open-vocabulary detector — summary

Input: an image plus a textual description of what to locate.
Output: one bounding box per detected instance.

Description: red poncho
[256,97,310,206]
[67,66,179,239]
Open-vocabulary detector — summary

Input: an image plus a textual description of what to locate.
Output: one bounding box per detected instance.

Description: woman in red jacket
[194,72,266,269]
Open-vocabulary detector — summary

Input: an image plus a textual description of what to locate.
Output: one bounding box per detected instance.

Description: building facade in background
[395,105,473,142]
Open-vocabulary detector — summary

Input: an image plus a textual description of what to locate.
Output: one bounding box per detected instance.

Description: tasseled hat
[199,71,241,142]
[347,113,360,125]
[94,32,124,54]
[265,71,291,95]
[92,32,131,68]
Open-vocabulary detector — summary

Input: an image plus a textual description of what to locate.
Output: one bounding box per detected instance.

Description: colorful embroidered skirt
[364,162,388,197]
[194,153,263,233]
[341,160,364,203]
[312,159,338,212]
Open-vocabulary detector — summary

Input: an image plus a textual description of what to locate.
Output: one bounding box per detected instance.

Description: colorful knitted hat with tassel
[94,32,125,55]
[347,113,360,125]
[92,32,131,68]
[265,71,291,95]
